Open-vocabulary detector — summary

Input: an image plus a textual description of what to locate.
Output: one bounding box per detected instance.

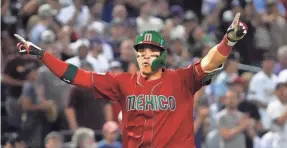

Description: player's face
[136,45,161,75]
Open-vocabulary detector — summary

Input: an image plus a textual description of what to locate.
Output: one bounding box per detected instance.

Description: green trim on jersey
[60,64,78,84]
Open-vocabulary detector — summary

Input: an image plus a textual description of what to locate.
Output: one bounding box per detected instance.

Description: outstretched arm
[201,13,247,72]
[40,52,93,88]
[15,35,93,88]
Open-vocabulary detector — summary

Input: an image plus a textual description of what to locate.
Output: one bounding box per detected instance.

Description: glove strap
[226,39,237,46]
[29,42,45,58]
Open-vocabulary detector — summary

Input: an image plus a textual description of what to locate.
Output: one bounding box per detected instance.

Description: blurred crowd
[1,0,287,148]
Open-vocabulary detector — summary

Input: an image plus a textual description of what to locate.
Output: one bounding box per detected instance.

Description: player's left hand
[226,13,248,42]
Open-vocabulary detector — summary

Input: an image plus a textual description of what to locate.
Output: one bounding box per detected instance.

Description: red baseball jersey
[91,60,212,148]
[40,53,219,148]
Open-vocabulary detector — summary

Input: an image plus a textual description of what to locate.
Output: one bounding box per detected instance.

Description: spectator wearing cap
[136,0,164,33]
[267,82,287,148]
[29,3,59,46]
[248,53,279,130]
[45,131,63,148]
[65,61,112,133]
[98,121,122,148]
[56,0,91,36]
[39,30,63,58]
[72,127,97,148]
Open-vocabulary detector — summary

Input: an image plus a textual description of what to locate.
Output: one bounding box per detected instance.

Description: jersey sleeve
[178,59,223,94]
[91,72,121,101]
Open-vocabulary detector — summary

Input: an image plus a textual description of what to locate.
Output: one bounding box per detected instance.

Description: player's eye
[137,54,145,58]
[151,55,159,58]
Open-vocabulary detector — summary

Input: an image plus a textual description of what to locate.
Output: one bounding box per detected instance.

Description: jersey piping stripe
[137,118,146,148]
[61,64,78,84]
[150,82,162,147]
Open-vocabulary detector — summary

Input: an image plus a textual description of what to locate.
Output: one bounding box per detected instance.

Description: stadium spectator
[20,63,54,147]
[263,0,287,56]
[248,53,279,130]
[29,3,59,46]
[56,0,91,36]
[117,39,135,72]
[194,91,210,148]
[112,4,127,22]
[136,0,164,33]
[45,131,63,148]
[228,77,263,148]
[207,53,239,110]
[275,45,287,74]
[87,38,110,73]
[266,82,287,148]
[218,89,256,148]
[65,61,112,132]
[3,53,40,129]
[36,47,70,133]
[72,127,98,148]
[98,121,122,148]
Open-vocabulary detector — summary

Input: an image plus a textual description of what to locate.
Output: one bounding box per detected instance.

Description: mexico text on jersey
[126,95,176,111]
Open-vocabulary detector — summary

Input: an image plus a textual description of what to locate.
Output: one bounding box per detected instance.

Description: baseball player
[15,13,247,148]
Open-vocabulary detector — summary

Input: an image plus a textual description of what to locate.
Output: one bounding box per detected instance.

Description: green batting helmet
[134,30,167,71]
[134,30,166,51]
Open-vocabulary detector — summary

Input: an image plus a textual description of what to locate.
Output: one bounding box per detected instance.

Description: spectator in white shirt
[87,38,110,73]
[267,82,287,148]
[248,53,279,130]
[275,45,287,74]
[278,69,287,83]
[56,0,91,36]
[136,0,164,33]
[65,39,92,69]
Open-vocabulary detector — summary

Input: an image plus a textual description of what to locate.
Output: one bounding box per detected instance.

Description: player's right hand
[14,34,45,58]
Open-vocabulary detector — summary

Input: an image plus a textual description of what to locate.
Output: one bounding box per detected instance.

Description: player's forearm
[201,35,232,72]
[104,103,113,121]
[2,74,24,86]
[220,125,245,141]
[65,107,78,130]
[194,117,204,133]
[40,52,93,88]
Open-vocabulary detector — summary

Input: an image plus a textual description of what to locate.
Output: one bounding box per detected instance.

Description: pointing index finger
[14,34,27,44]
[232,12,241,28]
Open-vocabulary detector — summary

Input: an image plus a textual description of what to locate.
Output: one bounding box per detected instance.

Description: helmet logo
[144,33,152,42]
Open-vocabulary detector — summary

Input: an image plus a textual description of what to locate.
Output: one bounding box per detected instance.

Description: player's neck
[142,69,162,81]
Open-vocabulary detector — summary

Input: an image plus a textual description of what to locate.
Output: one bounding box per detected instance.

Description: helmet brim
[134,42,165,52]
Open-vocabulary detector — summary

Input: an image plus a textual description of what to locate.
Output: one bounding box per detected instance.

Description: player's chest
[120,79,188,112]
